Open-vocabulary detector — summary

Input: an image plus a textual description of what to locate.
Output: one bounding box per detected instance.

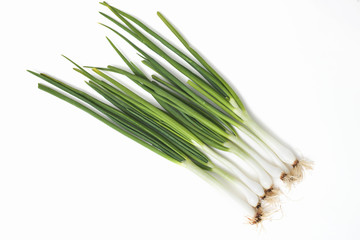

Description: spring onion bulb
[28,2,312,225]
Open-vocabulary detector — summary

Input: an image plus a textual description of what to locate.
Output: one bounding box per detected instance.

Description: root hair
[281,159,313,188]
[247,200,281,225]
[248,207,263,225]
[261,186,281,206]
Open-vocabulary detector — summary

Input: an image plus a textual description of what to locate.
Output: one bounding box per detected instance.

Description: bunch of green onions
[29,2,312,224]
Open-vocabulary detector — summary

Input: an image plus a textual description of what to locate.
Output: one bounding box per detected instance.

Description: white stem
[182,160,256,216]
[232,180,259,207]
[235,123,290,173]
[201,145,265,197]
[237,200,256,217]
[246,119,297,165]
[212,168,261,208]
[225,142,274,189]
[220,183,256,216]
[229,138,284,179]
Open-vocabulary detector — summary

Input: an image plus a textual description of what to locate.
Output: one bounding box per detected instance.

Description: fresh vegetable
[28,2,312,224]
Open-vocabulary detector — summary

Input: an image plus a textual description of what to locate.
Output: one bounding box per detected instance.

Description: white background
[1,0,360,239]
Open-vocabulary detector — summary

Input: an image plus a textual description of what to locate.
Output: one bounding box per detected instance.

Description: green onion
[28,2,312,224]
